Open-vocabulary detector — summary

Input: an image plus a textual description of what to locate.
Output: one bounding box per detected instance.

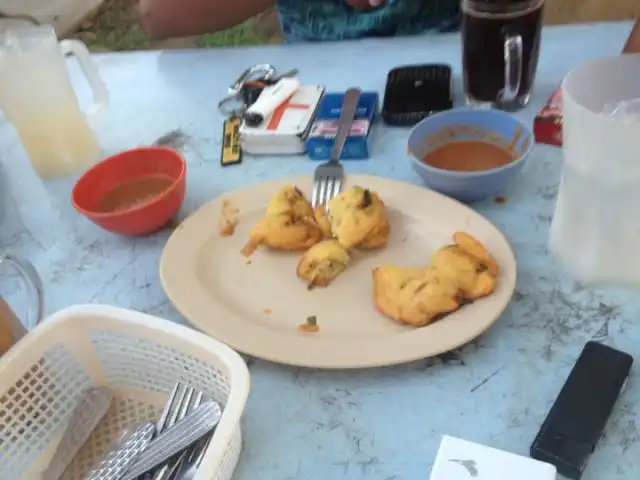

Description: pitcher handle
[502,34,523,103]
[60,39,110,127]
[0,252,44,337]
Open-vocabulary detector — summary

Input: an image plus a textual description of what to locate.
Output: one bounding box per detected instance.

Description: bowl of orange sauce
[408,108,534,203]
[72,147,186,236]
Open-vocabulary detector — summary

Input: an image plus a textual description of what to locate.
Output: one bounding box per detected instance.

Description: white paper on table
[429,436,556,480]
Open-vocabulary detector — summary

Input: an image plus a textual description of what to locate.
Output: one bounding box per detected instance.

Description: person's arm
[138,0,276,39]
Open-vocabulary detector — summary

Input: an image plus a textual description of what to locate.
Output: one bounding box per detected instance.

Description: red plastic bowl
[72,147,186,236]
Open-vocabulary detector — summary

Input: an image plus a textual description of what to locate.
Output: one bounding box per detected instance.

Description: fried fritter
[452,231,499,277]
[372,232,499,326]
[372,266,462,326]
[297,239,350,288]
[242,214,323,256]
[326,186,389,249]
[358,217,390,249]
[266,185,314,218]
[429,246,496,301]
[242,185,323,256]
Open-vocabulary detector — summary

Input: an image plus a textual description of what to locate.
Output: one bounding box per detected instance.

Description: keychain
[218,66,299,118]
[220,116,243,167]
[218,65,299,166]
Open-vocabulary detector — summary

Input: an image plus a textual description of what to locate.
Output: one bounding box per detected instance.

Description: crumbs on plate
[298,315,319,334]
[219,199,240,237]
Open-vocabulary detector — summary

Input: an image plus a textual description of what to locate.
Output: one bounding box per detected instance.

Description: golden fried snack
[266,185,314,219]
[242,215,323,256]
[314,188,389,248]
[429,246,496,301]
[297,239,350,288]
[429,232,499,298]
[452,231,499,277]
[358,217,390,249]
[372,266,462,326]
[242,185,323,256]
[372,232,499,326]
[327,186,388,249]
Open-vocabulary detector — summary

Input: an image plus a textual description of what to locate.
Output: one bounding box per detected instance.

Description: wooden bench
[545,0,640,25]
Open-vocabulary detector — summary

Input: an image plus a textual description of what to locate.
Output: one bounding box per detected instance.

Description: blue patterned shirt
[277,0,461,42]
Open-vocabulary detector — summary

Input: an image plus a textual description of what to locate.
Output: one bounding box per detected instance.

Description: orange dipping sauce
[98,175,174,213]
[422,141,516,173]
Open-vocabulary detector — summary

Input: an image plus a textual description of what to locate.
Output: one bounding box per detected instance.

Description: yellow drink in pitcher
[0,26,108,179]
[3,102,101,179]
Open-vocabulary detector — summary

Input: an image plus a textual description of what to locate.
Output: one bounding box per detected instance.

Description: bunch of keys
[218,64,299,166]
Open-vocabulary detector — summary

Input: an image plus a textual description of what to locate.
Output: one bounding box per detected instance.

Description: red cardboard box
[533,87,563,147]
[534,19,640,147]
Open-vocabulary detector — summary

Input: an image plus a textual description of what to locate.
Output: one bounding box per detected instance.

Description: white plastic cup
[549,54,640,286]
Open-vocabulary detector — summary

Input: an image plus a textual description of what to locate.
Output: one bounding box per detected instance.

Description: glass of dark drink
[462,0,544,111]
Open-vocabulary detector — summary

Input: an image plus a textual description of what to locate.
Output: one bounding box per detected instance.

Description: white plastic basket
[0,304,250,480]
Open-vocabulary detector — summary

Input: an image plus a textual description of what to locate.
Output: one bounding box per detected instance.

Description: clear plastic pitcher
[549,54,640,286]
[0,26,109,179]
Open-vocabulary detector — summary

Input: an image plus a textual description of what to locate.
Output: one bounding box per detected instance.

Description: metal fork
[311,87,362,209]
[145,383,198,480]
[163,391,204,479]
[175,426,215,480]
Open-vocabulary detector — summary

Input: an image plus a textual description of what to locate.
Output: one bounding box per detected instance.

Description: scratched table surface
[0,21,637,480]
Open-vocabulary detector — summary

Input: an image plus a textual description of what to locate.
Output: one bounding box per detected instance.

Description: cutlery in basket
[148,382,205,479]
[121,399,222,480]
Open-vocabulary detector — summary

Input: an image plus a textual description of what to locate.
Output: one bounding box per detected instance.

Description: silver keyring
[228,64,276,95]
[218,92,246,118]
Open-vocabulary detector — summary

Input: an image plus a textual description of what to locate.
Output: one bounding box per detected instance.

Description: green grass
[81,21,267,51]
[195,20,265,47]
[92,24,153,50]
[74,1,270,52]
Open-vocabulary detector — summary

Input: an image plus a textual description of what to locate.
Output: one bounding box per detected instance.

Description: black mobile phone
[381,64,453,126]
[530,341,633,479]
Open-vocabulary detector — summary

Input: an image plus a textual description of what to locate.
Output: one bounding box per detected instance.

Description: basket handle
[0,252,44,341]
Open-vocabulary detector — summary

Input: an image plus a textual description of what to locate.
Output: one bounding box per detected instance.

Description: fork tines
[312,169,343,209]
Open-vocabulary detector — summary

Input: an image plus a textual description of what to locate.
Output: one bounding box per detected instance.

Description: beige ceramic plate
[160,175,516,369]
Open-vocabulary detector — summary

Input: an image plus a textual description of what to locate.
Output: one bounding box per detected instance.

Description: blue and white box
[306,91,378,160]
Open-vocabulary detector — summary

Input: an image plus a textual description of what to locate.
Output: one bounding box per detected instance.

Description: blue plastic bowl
[408,108,534,203]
